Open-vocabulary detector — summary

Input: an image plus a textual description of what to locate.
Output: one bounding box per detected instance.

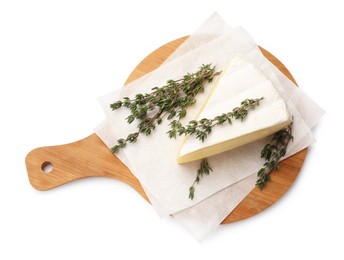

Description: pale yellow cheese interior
[177,56,292,164]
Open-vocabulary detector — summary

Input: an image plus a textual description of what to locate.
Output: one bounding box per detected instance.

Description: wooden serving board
[25,36,307,224]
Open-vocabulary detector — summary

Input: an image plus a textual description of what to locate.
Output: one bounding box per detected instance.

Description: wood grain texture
[25,36,307,224]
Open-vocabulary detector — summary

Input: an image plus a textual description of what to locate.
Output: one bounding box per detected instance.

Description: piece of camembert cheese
[177,56,292,164]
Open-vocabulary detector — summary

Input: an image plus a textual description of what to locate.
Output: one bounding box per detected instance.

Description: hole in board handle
[41,161,53,173]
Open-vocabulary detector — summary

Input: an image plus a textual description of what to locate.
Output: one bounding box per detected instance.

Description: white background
[0,0,342,259]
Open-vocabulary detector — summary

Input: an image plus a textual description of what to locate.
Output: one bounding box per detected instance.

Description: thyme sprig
[189,159,213,200]
[110,64,221,153]
[168,97,264,142]
[256,122,293,189]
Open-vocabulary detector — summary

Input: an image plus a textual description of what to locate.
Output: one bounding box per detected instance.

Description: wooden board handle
[25,133,149,200]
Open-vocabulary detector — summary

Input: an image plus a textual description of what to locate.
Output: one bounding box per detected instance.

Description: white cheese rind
[177,56,292,164]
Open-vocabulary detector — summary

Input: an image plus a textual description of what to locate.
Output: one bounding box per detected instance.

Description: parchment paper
[95,13,324,240]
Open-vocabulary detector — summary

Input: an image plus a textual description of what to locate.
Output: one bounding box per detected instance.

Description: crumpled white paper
[95,13,324,241]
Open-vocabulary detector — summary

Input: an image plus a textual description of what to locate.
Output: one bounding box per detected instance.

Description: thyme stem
[110,64,221,153]
[168,97,264,142]
[189,159,213,200]
[256,122,293,189]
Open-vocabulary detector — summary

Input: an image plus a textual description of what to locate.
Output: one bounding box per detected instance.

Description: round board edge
[124,36,307,224]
